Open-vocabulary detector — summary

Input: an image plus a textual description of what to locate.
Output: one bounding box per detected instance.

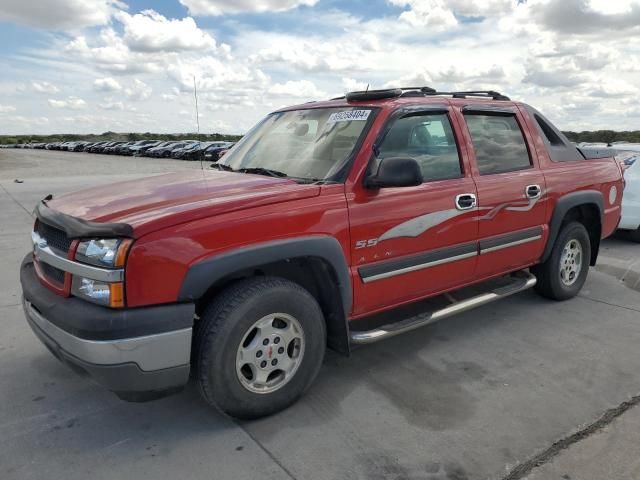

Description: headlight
[73,238,131,308]
[75,238,131,268]
[71,277,124,308]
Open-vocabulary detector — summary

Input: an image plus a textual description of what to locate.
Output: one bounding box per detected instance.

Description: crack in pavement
[0,183,34,218]
[501,394,640,480]
[235,419,298,480]
[577,294,640,314]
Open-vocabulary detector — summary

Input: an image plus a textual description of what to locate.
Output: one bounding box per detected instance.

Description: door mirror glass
[366,156,423,188]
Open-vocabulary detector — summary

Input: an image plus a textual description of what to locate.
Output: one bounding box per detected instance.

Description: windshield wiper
[210,163,235,171]
[237,167,288,178]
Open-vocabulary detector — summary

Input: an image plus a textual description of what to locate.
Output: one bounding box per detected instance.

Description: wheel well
[194,257,350,355]
[560,204,601,265]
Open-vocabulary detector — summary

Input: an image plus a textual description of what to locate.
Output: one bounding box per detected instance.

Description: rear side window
[534,114,564,146]
[465,114,531,175]
[377,113,462,182]
[527,107,583,162]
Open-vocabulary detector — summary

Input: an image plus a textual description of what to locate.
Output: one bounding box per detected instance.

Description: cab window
[377,113,462,182]
[464,114,531,175]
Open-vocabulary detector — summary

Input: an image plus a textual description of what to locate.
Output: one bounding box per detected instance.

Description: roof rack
[399,87,510,101]
[334,87,510,102]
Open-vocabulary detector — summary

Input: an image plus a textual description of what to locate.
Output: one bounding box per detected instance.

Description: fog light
[71,277,124,308]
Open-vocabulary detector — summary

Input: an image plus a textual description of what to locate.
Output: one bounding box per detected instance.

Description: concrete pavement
[2,149,640,480]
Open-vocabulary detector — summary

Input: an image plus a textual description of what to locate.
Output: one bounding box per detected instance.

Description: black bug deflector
[35,201,134,239]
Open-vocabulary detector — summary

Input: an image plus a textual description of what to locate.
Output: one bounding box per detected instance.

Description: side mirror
[365,156,423,188]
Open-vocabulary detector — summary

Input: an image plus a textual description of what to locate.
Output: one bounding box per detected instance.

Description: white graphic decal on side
[374,189,546,244]
[377,208,467,242]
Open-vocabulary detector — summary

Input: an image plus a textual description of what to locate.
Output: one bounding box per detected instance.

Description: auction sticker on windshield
[327,110,371,123]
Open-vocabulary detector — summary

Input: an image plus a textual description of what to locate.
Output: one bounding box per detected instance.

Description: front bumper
[20,256,195,401]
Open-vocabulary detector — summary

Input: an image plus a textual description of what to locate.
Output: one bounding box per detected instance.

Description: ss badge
[355,238,378,249]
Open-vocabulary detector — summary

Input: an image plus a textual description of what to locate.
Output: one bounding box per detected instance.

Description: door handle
[455,193,477,211]
[525,184,542,199]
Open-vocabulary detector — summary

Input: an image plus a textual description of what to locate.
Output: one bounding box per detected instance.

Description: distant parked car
[84,141,105,152]
[171,142,206,159]
[71,142,90,152]
[149,141,195,158]
[609,145,640,241]
[130,140,162,156]
[616,154,640,241]
[112,142,134,155]
[204,142,235,161]
[89,141,115,153]
[144,142,175,157]
[103,142,127,154]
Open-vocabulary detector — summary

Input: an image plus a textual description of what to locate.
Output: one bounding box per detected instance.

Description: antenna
[193,75,204,171]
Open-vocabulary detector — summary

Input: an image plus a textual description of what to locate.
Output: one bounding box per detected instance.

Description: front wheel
[532,221,591,301]
[194,277,326,419]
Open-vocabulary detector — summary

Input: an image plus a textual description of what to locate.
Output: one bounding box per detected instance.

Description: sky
[0,0,639,135]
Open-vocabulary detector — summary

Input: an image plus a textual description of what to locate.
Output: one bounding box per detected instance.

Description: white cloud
[31,81,59,93]
[341,77,368,92]
[66,28,166,74]
[384,70,433,88]
[48,97,87,109]
[389,0,512,30]
[99,101,125,110]
[0,0,125,30]
[0,104,17,113]
[250,32,377,73]
[389,0,457,29]
[93,77,122,92]
[124,79,152,100]
[268,80,325,98]
[115,10,217,52]
[590,78,639,98]
[2,0,640,134]
[167,56,268,93]
[523,58,585,88]
[530,0,640,34]
[179,0,318,16]
[433,64,506,83]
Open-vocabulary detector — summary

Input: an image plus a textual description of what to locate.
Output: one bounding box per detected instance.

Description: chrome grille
[36,221,72,254]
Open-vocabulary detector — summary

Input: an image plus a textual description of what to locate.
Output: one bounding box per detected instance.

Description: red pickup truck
[20,88,623,418]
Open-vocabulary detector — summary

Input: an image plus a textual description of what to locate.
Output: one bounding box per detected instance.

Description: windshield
[218,107,374,180]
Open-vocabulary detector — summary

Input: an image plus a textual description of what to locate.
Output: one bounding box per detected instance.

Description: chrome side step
[349,271,537,345]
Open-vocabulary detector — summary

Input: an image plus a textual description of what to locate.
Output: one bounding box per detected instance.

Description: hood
[47,170,321,237]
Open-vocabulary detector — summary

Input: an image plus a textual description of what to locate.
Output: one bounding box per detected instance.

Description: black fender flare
[178,236,352,317]
[542,190,604,264]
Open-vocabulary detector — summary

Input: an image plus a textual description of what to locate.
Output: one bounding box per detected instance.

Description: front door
[348,108,479,317]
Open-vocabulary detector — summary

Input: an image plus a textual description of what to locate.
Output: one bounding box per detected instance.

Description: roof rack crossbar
[334,87,510,102]
[396,87,510,101]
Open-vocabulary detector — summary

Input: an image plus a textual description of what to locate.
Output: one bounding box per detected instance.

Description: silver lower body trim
[23,299,191,371]
[362,251,478,283]
[480,235,542,254]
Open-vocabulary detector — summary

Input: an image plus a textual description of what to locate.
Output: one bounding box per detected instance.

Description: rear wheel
[195,277,326,419]
[533,221,591,300]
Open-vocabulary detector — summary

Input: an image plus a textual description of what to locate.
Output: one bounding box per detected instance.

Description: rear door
[348,106,479,317]
[455,105,547,278]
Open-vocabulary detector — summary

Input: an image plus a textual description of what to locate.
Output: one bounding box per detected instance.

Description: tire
[630,228,640,243]
[532,221,591,301]
[194,276,326,419]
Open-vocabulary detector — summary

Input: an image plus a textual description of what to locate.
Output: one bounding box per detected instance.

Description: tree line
[2,130,640,146]
[0,132,243,145]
